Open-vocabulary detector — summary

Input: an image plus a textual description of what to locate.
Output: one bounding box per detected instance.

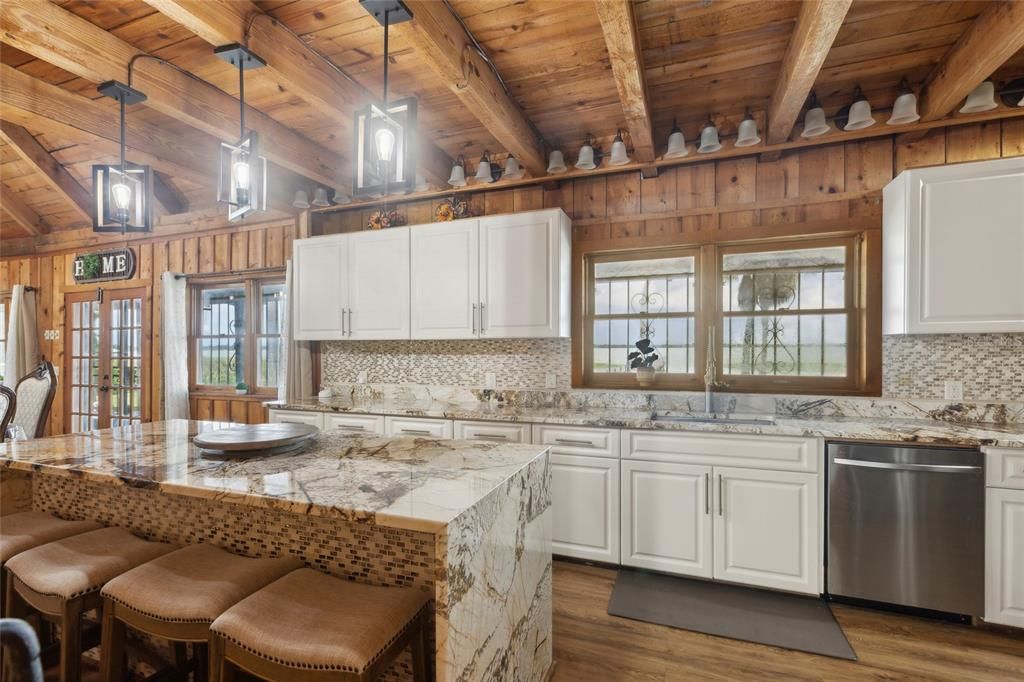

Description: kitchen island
[0,420,553,682]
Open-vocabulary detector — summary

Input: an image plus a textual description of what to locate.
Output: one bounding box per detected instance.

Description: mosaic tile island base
[0,420,553,682]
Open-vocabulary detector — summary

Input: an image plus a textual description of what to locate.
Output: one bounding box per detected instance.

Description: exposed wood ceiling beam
[919,0,1024,122]
[394,0,547,177]
[141,0,453,187]
[1,184,50,235]
[0,0,348,190]
[594,0,656,166]
[766,0,852,145]
[0,121,92,223]
[152,171,189,215]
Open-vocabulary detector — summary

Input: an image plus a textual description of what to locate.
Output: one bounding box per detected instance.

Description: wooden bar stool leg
[207,636,224,682]
[59,597,83,682]
[411,612,427,682]
[193,641,209,682]
[99,598,126,682]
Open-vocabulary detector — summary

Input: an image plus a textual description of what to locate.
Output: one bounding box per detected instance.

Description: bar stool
[99,543,301,682]
[3,527,175,682]
[209,568,431,682]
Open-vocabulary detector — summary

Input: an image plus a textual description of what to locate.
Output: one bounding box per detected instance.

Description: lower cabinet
[551,453,619,564]
[622,462,819,595]
[986,487,1024,627]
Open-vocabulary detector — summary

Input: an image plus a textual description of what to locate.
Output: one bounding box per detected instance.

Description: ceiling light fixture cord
[127,54,215,92]
[119,93,127,235]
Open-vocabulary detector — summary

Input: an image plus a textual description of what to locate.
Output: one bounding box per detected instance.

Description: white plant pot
[635,367,657,388]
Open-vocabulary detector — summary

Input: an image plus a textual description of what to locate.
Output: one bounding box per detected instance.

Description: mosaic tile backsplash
[322,333,1024,402]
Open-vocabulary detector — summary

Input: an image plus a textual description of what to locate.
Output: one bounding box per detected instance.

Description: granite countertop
[274,398,1024,448]
[0,420,549,533]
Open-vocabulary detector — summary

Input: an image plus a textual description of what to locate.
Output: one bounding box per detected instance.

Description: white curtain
[161,272,190,420]
[3,285,40,389]
[279,260,313,403]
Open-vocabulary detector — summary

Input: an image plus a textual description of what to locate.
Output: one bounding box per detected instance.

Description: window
[189,276,285,395]
[579,236,870,395]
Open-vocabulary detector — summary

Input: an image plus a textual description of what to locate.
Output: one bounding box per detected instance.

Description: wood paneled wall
[0,215,298,435]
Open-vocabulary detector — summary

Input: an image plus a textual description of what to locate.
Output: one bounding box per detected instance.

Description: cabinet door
[292,236,347,340]
[268,409,323,428]
[621,460,712,577]
[347,227,410,340]
[986,487,1024,628]
[479,211,567,338]
[384,416,452,439]
[410,220,479,339]
[551,453,619,563]
[323,413,386,435]
[713,467,819,595]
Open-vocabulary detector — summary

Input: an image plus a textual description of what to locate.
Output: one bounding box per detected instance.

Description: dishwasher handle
[832,457,981,473]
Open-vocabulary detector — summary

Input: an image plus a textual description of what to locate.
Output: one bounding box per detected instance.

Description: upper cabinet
[296,209,570,341]
[883,157,1024,334]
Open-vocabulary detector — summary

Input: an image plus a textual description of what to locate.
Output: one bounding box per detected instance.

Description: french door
[64,288,148,432]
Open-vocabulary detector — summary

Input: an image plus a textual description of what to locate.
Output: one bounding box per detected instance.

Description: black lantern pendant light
[93,81,152,233]
[214,44,268,221]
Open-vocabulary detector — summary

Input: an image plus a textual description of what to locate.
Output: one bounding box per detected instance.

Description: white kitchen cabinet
[347,227,410,340]
[479,210,570,338]
[533,424,619,459]
[323,413,386,435]
[552,453,620,564]
[453,420,531,443]
[268,409,323,428]
[410,220,480,339]
[986,487,1024,628]
[883,156,1024,334]
[292,235,348,340]
[384,416,452,439]
[621,460,712,577]
[713,467,819,595]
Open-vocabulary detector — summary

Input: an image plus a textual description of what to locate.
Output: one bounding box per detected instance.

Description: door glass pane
[110,295,144,428]
[68,300,101,433]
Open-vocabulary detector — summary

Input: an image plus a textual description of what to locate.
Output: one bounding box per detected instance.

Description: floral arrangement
[366,209,405,230]
[435,196,470,222]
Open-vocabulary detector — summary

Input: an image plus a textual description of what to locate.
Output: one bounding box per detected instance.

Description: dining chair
[10,362,56,440]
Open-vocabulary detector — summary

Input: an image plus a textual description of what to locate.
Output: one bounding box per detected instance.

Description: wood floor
[551,561,1024,682]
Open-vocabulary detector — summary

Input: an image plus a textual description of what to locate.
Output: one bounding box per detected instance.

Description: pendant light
[697,117,721,154]
[576,135,597,170]
[448,155,467,187]
[960,81,997,114]
[474,151,497,183]
[608,129,630,165]
[843,86,875,131]
[664,119,688,158]
[887,78,920,125]
[503,154,524,180]
[214,45,268,221]
[734,108,761,147]
[800,91,830,138]
[93,81,152,233]
[547,150,567,174]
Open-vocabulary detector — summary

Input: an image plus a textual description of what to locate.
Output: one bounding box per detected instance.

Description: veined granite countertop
[0,419,550,533]
[273,398,1024,448]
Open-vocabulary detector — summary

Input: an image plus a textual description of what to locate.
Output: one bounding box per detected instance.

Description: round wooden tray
[193,423,320,453]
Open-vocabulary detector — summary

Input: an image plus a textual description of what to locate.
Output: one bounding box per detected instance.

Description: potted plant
[628,338,659,388]
[235,381,249,396]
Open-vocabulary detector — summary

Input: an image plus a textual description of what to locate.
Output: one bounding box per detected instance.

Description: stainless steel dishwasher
[826,442,984,616]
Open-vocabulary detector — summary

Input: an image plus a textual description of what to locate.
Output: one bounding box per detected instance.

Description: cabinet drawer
[986,448,1024,490]
[453,420,531,443]
[323,413,385,435]
[268,410,323,428]
[533,425,619,459]
[385,416,453,439]
[622,430,818,473]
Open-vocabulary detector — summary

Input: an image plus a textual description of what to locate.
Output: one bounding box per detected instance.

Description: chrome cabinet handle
[704,473,710,515]
[479,302,486,334]
[347,309,353,337]
[474,433,508,441]
[554,438,594,447]
[472,303,478,335]
[341,306,346,335]
[718,474,724,516]
[337,424,365,431]
[832,457,981,473]
[400,428,432,435]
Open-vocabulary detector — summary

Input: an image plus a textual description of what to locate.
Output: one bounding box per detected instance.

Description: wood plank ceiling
[1,0,1022,242]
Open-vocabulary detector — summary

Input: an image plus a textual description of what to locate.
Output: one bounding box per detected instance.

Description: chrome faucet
[704,327,725,413]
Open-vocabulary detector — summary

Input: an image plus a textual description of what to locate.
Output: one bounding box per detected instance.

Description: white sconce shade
[608,130,630,165]
[960,81,997,113]
[801,92,830,138]
[887,81,920,125]
[503,154,524,179]
[448,155,467,187]
[292,190,310,209]
[665,120,687,158]
[575,136,597,170]
[311,187,330,207]
[844,87,875,131]
[547,150,567,174]
[734,111,761,147]
[697,119,721,154]
[474,152,494,183]
[332,189,351,205]
[414,174,429,192]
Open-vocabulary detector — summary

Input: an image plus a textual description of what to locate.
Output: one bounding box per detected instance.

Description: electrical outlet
[485,372,497,389]
[545,373,557,389]
[944,380,964,401]
[357,371,368,384]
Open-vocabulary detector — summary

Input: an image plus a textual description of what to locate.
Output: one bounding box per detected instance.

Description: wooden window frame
[187,273,285,398]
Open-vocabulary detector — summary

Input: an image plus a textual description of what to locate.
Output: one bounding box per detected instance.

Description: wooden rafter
[1,183,50,235]
[766,0,852,145]
[919,0,1024,122]
[395,0,547,177]
[0,0,348,190]
[152,171,190,215]
[0,121,92,223]
[594,0,656,166]
[141,0,453,186]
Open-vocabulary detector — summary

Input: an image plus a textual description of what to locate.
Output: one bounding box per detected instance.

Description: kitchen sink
[651,413,776,426]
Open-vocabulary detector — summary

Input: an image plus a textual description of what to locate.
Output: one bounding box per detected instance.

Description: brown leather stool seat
[99,543,301,681]
[209,568,431,682]
[4,527,175,682]
[0,512,101,567]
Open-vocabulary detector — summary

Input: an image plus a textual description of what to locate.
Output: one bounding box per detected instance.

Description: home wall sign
[73,248,137,283]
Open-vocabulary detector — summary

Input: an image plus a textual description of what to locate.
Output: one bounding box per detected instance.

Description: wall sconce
[608,129,630,165]
[960,81,997,113]
[697,117,721,153]
[999,78,1024,107]
[475,151,502,183]
[93,80,152,233]
[887,79,920,125]
[503,154,524,180]
[547,150,567,174]
[801,91,830,138]
[841,86,875,131]
[576,134,601,170]
[448,155,467,187]
[734,109,761,147]
[664,120,688,158]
